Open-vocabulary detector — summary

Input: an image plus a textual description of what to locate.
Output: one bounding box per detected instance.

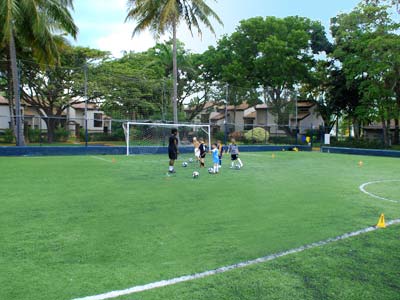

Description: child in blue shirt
[211,143,220,173]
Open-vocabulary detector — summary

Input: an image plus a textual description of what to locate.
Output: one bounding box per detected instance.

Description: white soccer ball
[188,158,194,163]
[192,171,199,178]
[208,167,214,174]
[182,162,188,167]
[235,165,241,170]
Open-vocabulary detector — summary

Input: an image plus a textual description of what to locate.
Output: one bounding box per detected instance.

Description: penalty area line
[72,219,400,300]
[90,156,113,163]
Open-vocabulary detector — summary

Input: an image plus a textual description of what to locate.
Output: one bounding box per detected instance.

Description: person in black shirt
[168,128,179,173]
[198,137,206,168]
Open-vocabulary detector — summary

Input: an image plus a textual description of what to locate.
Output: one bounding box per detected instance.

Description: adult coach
[168,128,179,173]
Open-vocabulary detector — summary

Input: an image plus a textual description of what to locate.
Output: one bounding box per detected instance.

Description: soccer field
[1,151,400,300]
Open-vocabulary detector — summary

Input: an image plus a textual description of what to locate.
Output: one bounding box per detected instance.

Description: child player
[228,138,243,168]
[193,137,200,162]
[198,137,207,168]
[211,143,220,173]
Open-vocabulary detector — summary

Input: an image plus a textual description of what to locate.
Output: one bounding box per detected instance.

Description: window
[93,113,103,128]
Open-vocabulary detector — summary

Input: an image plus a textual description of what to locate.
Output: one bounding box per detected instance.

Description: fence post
[84,64,88,147]
[310,125,314,148]
[224,84,229,145]
[39,116,42,146]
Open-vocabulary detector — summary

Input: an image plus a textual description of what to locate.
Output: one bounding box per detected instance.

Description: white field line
[72,219,400,300]
[91,156,195,165]
[359,180,400,203]
[90,156,113,163]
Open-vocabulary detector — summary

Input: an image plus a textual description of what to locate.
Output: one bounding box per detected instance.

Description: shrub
[330,138,385,149]
[54,127,69,142]
[213,131,225,142]
[244,127,269,144]
[28,128,41,143]
[2,128,14,143]
[304,129,321,143]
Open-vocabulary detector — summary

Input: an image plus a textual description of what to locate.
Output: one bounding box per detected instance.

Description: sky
[71,0,361,58]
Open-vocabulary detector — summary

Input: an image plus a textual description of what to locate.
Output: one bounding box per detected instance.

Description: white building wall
[0,106,11,130]
[73,109,104,133]
[299,106,324,132]
[234,110,245,131]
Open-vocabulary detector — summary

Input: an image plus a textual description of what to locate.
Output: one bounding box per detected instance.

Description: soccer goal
[123,122,211,156]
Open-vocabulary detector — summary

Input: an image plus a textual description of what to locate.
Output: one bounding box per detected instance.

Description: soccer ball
[235,165,241,170]
[188,158,194,163]
[192,171,199,178]
[182,162,188,167]
[208,167,215,174]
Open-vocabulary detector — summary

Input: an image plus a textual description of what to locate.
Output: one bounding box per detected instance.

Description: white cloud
[74,1,223,57]
[96,24,159,57]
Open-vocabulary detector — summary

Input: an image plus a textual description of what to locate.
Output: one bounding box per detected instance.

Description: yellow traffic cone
[376,213,386,228]
[358,160,363,167]
[272,153,276,159]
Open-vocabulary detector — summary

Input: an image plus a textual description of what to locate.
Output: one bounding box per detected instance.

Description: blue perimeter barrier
[0,145,311,157]
[321,146,400,158]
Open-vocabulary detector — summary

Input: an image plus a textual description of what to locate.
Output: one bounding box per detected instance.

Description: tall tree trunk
[381,118,389,147]
[9,28,25,146]
[44,118,56,143]
[336,116,339,139]
[172,20,178,124]
[353,117,360,139]
[6,58,15,136]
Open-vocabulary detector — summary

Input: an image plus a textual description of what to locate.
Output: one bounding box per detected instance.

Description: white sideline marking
[359,180,400,203]
[90,156,113,163]
[72,219,400,300]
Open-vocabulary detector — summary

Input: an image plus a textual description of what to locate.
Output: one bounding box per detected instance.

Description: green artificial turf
[0,151,399,300]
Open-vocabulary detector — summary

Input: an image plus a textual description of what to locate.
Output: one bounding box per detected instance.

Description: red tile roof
[244,111,256,119]
[210,112,225,121]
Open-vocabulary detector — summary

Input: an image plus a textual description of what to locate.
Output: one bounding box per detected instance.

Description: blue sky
[72,0,360,57]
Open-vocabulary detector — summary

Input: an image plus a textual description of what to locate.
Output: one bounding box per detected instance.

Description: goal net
[123,122,211,156]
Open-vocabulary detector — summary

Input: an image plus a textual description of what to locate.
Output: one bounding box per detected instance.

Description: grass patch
[0,152,399,300]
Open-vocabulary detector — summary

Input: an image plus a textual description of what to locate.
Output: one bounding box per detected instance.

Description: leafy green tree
[146,40,198,112]
[0,0,78,145]
[203,16,330,132]
[92,52,160,121]
[125,0,222,123]
[331,2,400,145]
[18,46,108,142]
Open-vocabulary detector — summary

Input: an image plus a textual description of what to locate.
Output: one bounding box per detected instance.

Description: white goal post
[123,122,211,156]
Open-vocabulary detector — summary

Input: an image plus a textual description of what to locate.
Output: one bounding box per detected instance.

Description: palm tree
[126,0,222,123]
[0,0,78,145]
